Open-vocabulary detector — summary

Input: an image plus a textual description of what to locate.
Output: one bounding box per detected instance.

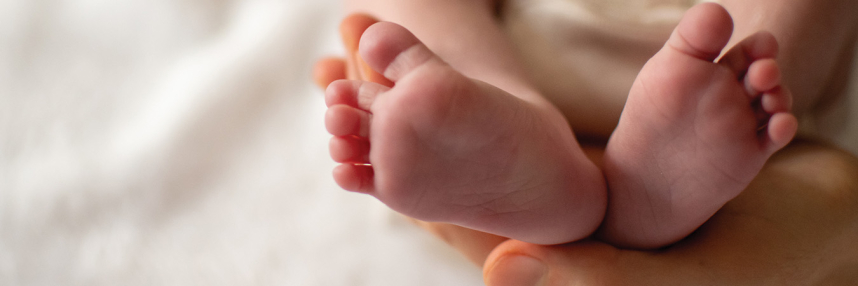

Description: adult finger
[410,219,509,266]
[313,57,347,89]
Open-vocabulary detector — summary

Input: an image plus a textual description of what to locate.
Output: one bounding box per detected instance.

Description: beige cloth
[501,0,858,155]
[500,0,698,128]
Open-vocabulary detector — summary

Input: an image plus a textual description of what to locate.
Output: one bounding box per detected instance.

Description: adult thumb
[482,239,669,286]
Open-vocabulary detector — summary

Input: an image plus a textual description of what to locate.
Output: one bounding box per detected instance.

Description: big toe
[668,2,734,61]
[359,22,442,82]
[340,14,379,52]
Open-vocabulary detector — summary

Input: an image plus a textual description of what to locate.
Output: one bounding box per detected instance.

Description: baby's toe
[325,105,371,137]
[718,32,779,75]
[333,164,375,194]
[341,14,379,52]
[745,58,781,96]
[761,87,792,114]
[359,22,445,82]
[668,2,733,61]
[764,113,798,154]
[325,79,387,111]
[330,136,370,164]
[340,14,394,85]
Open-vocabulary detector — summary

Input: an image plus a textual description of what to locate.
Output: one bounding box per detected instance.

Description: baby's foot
[325,21,606,244]
[601,3,798,249]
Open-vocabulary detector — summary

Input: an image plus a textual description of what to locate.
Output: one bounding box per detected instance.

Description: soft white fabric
[0,0,482,285]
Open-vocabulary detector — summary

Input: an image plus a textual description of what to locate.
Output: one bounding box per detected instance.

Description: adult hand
[483,141,858,285]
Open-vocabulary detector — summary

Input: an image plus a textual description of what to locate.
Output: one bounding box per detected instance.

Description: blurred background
[0,0,483,285]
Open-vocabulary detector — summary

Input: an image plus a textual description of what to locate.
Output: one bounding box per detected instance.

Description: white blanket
[1,0,481,285]
[2,0,856,285]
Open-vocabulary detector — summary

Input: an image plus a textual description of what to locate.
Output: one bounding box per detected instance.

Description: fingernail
[489,255,547,286]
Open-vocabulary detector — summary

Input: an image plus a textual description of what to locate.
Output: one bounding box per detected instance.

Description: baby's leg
[601,3,798,249]
[325,22,606,244]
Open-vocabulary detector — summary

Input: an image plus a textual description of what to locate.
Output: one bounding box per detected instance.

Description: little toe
[668,2,733,61]
[359,22,444,82]
[744,59,781,96]
[330,136,370,164]
[764,113,798,153]
[333,164,375,194]
[325,104,371,137]
[325,79,389,110]
[718,32,779,75]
